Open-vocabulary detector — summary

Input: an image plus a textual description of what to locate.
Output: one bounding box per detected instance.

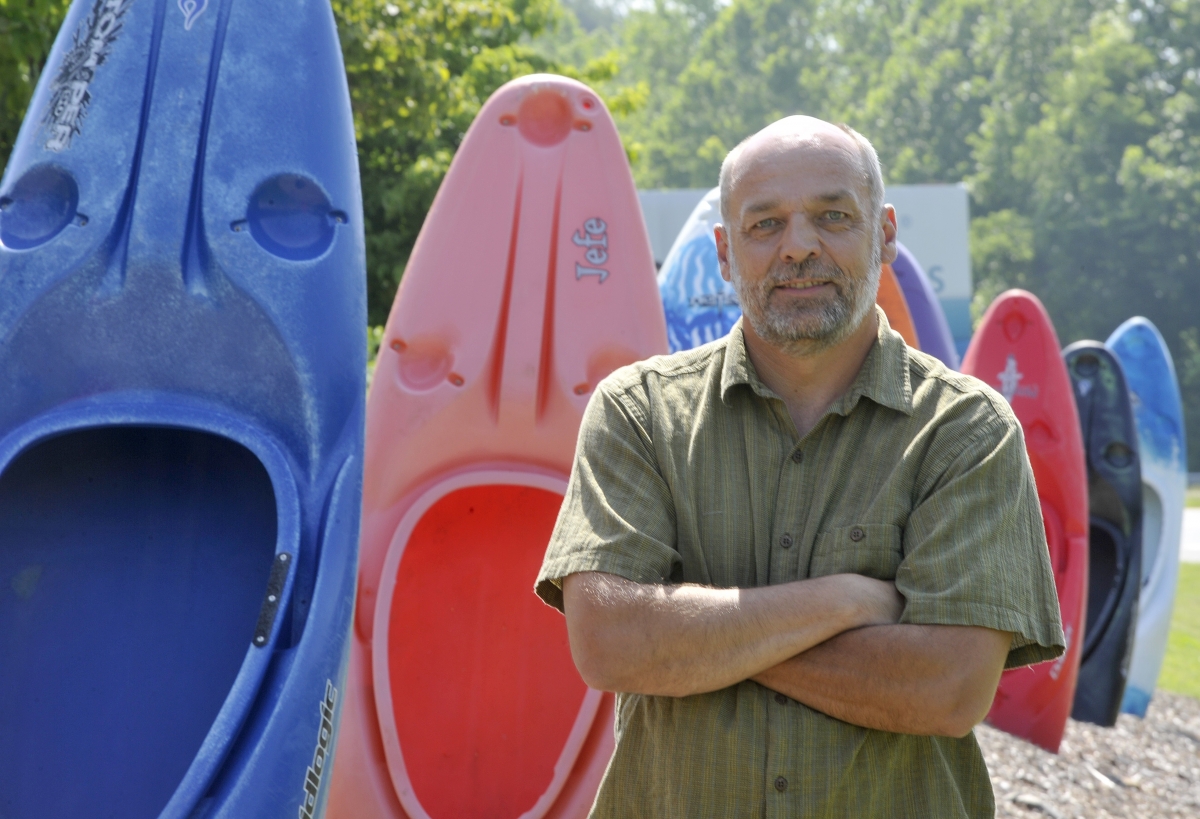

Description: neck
[742,308,879,438]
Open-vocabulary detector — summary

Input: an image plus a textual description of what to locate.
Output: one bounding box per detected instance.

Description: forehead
[730,136,869,218]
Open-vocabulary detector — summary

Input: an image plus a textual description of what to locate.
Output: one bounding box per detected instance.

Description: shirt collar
[720,305,914,416]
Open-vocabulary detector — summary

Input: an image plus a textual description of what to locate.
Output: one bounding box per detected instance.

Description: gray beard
[729,247,881,356]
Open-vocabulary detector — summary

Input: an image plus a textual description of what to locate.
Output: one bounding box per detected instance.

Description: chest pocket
[808,524,903,581]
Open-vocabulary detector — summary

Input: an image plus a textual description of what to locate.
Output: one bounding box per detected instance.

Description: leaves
[543,0,1200,466]
[0,0,72,161]
[333,0,559,322]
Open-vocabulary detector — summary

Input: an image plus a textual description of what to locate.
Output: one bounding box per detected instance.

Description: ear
[879,204,898,265]
[715,224,732,283]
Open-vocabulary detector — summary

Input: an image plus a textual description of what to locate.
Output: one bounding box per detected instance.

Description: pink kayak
[327,74,668,819]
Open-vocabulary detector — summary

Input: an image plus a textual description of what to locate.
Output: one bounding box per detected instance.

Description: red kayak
[327,75,667,818]
[961,290,1088,752]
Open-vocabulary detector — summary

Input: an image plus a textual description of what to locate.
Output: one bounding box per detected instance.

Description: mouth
[773,279,835,295]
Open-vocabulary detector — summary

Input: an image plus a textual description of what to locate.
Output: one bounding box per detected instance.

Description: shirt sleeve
[897,400,1066,669]
[535,378,681,613]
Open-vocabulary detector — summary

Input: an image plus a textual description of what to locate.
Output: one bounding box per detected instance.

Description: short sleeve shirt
[535,308,1065,819]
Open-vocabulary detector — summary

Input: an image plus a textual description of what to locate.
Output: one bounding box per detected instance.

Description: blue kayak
[1063,341,1142,727]
[657,187,740,353]
[890,242,959,369]
[1107,318,1187,717]
[0,1,364,817]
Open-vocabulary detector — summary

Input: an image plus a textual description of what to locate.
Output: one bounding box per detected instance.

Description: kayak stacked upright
[962,291,1089,752]
[1107,318,1187,717]
[328,75,668,819]
[0,1,365,817]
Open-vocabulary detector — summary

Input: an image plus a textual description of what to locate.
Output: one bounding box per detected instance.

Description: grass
[1187,486,1200,508]
[1158,562,1200,699]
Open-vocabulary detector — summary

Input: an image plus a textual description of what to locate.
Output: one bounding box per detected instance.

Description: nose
[777,214,820,265]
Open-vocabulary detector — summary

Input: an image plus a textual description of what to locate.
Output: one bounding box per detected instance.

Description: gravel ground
[977,692,1200,818]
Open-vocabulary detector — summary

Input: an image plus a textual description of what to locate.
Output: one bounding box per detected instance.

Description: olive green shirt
[536,308,1065,819]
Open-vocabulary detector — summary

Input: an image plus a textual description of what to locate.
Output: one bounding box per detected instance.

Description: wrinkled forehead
[728,133,870,218]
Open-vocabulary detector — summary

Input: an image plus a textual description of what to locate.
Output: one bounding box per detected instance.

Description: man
[535,116,1064,817]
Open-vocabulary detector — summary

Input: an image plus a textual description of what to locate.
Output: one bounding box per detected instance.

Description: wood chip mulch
[977,691,1200,818]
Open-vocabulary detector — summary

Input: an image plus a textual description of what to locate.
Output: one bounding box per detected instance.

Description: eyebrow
[815,189,857,203]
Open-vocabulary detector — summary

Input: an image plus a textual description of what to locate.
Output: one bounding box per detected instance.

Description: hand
[835,574,905,627]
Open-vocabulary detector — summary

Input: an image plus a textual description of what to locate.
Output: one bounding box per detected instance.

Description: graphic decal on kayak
[178,0,209,30]
[997,355,1039,403]
[299,681,338,819]
[573,217,609,282]
[1049,624,1072,681]
[691,292,739,308]
[43,0,133,151]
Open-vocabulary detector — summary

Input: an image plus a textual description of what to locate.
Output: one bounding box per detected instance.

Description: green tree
[334,0,561,322]
[0,0,71,163]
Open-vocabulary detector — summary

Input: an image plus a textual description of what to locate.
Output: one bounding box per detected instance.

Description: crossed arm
[561,571,1012,738]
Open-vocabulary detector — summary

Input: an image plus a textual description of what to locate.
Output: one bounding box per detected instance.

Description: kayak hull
[0,0,365,816]
[890,241,959,368]
[328,74,667,819]
[1064,341,1142,726]
[962,290,1088,753]
[1106,317,1187,717]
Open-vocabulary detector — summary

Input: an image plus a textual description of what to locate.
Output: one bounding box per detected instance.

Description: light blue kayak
[1107,317,1187,717]
[657,187,739,352]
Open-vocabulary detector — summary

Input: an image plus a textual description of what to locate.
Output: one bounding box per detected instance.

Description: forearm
[563,571,899,697]
[752,624,1011,737]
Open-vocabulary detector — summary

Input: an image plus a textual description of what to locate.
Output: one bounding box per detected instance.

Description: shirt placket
[764,399,806,814]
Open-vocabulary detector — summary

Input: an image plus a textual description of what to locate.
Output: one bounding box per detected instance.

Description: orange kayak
[327,74,668,819]
[878,262,919,348]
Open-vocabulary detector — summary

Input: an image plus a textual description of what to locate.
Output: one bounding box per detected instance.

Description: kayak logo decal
[178,0,208,30]
[1049,624,1072,681]
[573,217,609,283]
[299,680,338,819]
[996,354,1039,403]
[43,0,132,152]
[690,292,739,308]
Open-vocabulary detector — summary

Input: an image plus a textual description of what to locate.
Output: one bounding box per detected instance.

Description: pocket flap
[808,523,902,580]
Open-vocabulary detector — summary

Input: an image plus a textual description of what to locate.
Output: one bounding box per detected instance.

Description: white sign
[885,184,972,348]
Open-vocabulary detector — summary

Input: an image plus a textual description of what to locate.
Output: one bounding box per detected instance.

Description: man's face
[717,132,896,355]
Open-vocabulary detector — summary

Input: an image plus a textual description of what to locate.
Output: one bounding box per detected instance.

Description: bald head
[718,116,883,228]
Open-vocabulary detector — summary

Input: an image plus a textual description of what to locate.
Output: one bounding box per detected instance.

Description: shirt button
[779,533,793,549]
[790,450,803,464]
[850,526,865,542]
[775,776,788,792]
[774,692,788,705]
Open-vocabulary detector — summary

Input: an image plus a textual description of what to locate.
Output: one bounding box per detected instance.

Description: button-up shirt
[536,308,1065,818]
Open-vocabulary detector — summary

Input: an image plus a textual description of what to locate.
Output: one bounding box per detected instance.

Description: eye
[824,210,847,222]
[753,217,781,229]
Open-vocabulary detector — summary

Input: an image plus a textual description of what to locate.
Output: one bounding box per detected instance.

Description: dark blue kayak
[1063,341,1142,727]
[0,1,364,817]
[890,242,959,369]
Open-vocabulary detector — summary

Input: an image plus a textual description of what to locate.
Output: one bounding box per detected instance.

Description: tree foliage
[544,0,1200,467]
[0,0,71,161]
[334,0,561,322]
[2,0,1199,464]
